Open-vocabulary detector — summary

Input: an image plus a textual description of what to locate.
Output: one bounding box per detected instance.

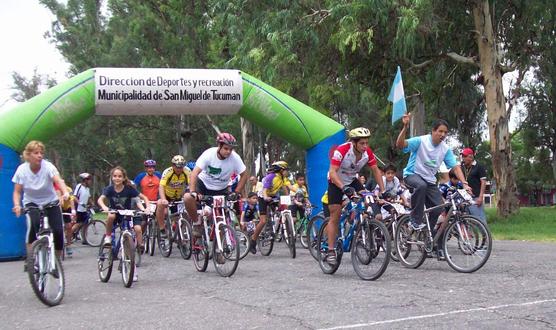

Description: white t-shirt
[74,183,91,212]
[12,160,60,206]
[197,147,246,191]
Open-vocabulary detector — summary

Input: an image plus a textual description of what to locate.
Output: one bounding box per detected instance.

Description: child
[373,164,407,220]
[240,192,259,238]
[98,166,150,281]
[57,185,77,257]
[289,173,309,224]
[434,168,463,260]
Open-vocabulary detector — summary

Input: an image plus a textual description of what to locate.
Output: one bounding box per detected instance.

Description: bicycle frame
[199,196,236,252]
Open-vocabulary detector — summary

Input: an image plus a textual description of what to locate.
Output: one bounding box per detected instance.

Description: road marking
[319,299,556,330]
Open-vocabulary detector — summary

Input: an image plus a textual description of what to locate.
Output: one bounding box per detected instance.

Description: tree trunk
[241,118,255,192]
[551,148,556,183]
[472,0,519,217]
[410,96,426,137]
[178,115,191,158]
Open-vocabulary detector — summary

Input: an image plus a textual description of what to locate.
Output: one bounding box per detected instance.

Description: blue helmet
[186,160,196,171]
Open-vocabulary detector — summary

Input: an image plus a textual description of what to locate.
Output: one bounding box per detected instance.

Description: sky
[0,0,69,112]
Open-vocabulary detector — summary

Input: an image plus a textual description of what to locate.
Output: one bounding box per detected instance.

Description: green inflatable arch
[0,68,346,259]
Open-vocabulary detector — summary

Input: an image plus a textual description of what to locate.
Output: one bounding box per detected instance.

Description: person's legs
[404,174,428,229]
[468,204,487,224]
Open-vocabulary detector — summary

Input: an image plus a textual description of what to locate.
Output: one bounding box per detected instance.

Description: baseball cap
[461,148,474,157]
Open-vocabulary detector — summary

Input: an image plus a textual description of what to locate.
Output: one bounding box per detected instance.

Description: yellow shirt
[160,167,190,200]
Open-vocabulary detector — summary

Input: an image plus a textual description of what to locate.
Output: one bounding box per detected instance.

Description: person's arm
[97,195,109,212]
[137,193,149,212]
[189,167,202,197]
[370,165,385,194]
[12,183,23,217]
[396,113,411,149]
[451,165,472,193]
[328,164,343,189]
[53,175,70,200]
[158,182,167,201]
[235,170,249,195]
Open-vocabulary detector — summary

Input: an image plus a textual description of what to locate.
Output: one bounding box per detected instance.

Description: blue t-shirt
[242,203,259,222]
[403,135,457,183]
[102,185,139,210]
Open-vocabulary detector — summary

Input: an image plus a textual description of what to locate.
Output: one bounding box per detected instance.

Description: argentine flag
[388,66,407,124]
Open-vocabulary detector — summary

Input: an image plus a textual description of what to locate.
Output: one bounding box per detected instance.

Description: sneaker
[133,274,139,282]
[192,225,203,238]
[159,229,168,239]
[436,249,446,261]
[102,235,112,246]
[50,268,60,279]
[409,221,426,231]
[137,244,145,254]
[249,238,257,255]
[325,251,338,266]
[66,247,73,257]
[215,253,226,264]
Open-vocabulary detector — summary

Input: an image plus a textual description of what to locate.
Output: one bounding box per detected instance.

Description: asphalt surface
[1,239,555,329]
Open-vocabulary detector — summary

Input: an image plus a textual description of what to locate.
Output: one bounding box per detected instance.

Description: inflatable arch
[0,68,345,259]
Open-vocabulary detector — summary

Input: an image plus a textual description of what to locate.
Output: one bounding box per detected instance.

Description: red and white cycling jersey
[329,142,377,185]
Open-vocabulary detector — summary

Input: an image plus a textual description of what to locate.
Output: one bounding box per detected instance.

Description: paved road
[1,240,555,329]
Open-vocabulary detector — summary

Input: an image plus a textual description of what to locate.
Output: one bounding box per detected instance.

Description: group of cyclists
[12,111,489,304]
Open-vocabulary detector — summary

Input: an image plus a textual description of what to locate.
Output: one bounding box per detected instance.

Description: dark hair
[432,119,449,131]
[247,192,257,198]
[383,164,397,173]
[448,168,458,180]
[295,173,305,180]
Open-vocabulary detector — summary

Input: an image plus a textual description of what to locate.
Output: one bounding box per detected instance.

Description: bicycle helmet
[270,160,288,172]
[78,172,92,180]
[216,132,238,147]
[144,159,156,167]
[186,160,196,171]
[348,127,371,139]
[171,155,186,167]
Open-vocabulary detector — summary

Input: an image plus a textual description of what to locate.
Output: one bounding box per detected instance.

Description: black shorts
[258,197,280,216]
[25,201,64,251]
[76,211,90,224]
[115,215,142,227]
[196,179,230,196]
[62,209,73,224]
[288,204,306,218]
[327,179,364,205]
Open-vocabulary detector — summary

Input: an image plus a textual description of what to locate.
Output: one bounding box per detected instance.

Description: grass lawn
[487,206,556,242]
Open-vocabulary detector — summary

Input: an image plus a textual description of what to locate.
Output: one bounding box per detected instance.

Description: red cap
[461,148,474,157]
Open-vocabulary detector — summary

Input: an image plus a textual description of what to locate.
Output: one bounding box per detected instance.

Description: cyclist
[184,132,248,237]
[325,127,386,265]
[250,160,291,254]
[289,172,309,226]
[395,113,471,233]
[156,155,190,244]
[56,185,77,256]
[133,159,161,202]
[240,192,260,238]
[12,140,70,267]
[71,172,93,245]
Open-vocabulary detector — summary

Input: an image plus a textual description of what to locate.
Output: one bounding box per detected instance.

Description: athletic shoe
[325,251,338,266]
[409,221,426,231]
[66,247,73,257]
[102,235,112,246]
[249,238,257,254]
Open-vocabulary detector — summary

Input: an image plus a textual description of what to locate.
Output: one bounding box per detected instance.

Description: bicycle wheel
[158,216,172,257]
[274,221,283,242]
[178,219,193,260]
[317,220,343,274]
[394,215,427,269]
[193,234,209,272]
[149,221,157,256]
[257,221,275,256]
[83,219,106,247]
[212,224,240,277]
[307,215,324,261]
[27,238,65,306]
[443,216,492,273]
[299,218,309,249]
[98,243,113,282]
[283,214,296,259]
[142,222,150,255]
[352,220,391,281]
[120,233,135,288]
[234,229,250,260]
[387,215,407,262]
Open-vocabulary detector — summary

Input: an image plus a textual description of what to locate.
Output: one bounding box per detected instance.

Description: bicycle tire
[351,219,391,281]
[317,220,343,274]
[27,238,65,306]
[387,214,409,262]
[257,221,274,256]
[298,217,309,249]
[193,234,209,272]
[158,216,172,257]
[142,222,150,255]
[443,216,492,273]
[234,229,250,260]
[178,219,193,260]
[98,243,113,282]
[149,221,157,256]
[394,215,427,269]
[83,219,106,247]
[284,213,296,259]
[135,245,142,267]
[120,232,135,288]
[212,223,240,277]
[307,215,324,261]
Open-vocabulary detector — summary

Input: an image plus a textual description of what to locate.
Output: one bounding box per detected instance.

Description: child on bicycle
[289,173,309,225]
[98,166,150,255]
[240,192,259,242]
[56,185,77,257]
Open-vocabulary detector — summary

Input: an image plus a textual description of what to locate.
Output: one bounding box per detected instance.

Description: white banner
[94,68,243,115]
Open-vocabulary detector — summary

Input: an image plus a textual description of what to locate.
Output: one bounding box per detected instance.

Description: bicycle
[394,188,492,273]
[157,200,192,260]
[24,202,65,306]
[81,208,107,247]
[192,195,240,277]
[377,199,410,262]
[317,190,391,281]
[142,202,158,257]
[257,196,296,258]
[97,209,145,287]
[228,199,251,261]
[292,197,312,249]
